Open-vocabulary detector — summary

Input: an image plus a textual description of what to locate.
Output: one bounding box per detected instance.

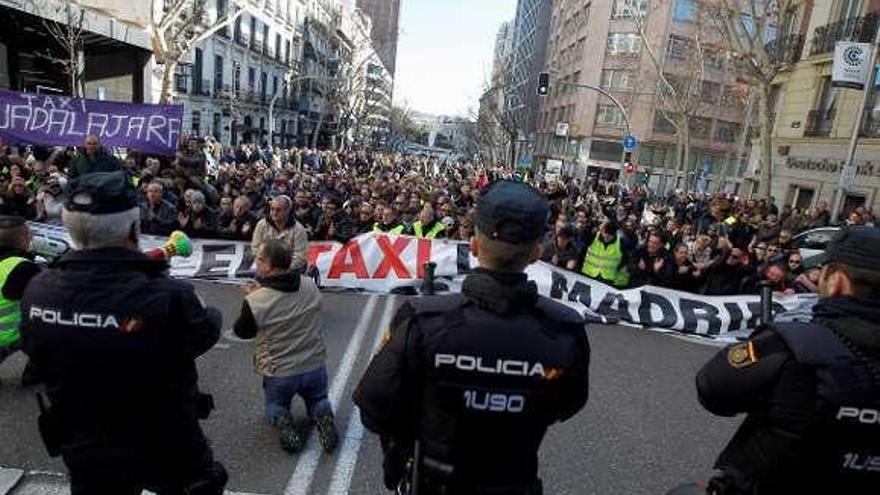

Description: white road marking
[284,295,381,495]
[327,296,398,495]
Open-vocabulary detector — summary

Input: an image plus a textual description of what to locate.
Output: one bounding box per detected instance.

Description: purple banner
[0,89,183,156]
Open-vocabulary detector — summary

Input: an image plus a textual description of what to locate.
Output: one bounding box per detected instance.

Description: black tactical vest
[406,292,587,495]
[774,322,880,492]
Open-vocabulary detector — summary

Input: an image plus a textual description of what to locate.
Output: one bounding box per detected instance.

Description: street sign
[625,162,635,175]
[623,134,637,151]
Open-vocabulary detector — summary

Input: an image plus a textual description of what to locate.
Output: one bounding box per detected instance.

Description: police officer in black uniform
[21,171,227,495]
[354,180,590,495]
[694,226,880,494]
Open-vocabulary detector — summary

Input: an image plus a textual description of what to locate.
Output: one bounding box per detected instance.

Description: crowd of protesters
[0,134,875,297]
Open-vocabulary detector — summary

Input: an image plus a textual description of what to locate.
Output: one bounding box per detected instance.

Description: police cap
[65,171,138,215]
[815,226,880,271]
[474,180,549,244]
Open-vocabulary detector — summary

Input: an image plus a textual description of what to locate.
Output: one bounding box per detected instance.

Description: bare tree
[152,0,246,104]
[709,0,802,197]
[629,0,723,192]
[716,81,756,192]
[38,3,87,97]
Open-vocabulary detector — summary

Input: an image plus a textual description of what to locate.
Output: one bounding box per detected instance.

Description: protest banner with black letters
[29,222,813,340]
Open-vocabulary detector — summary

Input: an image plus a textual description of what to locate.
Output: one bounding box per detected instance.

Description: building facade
[536,0,750,188]
[478,20,515,165]
[766,0,880,217]
[0,0,152,102]
[171,0,305,147]
[355,0,400,77]
[508,0,552,160]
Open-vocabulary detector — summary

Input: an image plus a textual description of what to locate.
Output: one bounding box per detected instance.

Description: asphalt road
[0,281,739,495]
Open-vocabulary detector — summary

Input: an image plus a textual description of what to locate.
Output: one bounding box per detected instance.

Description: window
[272,75,278,98]
[248,67,256,93]
[705,50,724,70]
[701,81,720,104]
[673,0,696,22]
[285,40,291,64]
[606,33,642,55]
[666,35,690,60]
[192,111,201,136]
[653,113,677,134]
[233,62,241,95]
[690,117,712,139]
[275,34,282,59]
[721,86,739,107]
[590,140,624,162]
[595,104,626,127]
[611,0,648,18]
[214,55,224,93]
[261,71,268,100]
[601,69,633,90]
[212,113,221,138]
[193,48,203,93]
[715,121,741,142]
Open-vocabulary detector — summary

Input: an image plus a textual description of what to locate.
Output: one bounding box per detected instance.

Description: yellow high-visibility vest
[581,234,629,287]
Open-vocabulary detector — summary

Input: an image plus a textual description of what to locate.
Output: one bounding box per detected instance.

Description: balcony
[196,79,211,97]
[804,108,836,137]
[235,32,249,47]
[213,78,224,95]
[862,118,880,138]
[810,12,879,56]
[765,33,805,65]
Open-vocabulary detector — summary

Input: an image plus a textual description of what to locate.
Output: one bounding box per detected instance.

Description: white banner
[28,223,815,341]
[833,42,873,90]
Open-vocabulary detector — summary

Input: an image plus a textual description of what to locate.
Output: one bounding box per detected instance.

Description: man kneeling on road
[234,239,339,454]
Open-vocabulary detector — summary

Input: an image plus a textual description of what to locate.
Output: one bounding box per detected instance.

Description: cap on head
[474,180,549,244]
[64,171,138,215]
[814,226,880,271]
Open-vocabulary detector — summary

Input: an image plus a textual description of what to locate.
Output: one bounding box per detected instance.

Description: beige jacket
[245,273,325,377]
[251,217,309,271]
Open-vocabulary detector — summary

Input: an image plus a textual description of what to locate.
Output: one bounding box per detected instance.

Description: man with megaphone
[20,171,227,495]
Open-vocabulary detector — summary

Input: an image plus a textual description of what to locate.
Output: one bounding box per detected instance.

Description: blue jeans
[262,367,332,425]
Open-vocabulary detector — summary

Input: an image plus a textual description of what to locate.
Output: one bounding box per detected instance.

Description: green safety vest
[412,221,445,239]
[0,256,25,348]
[373,222,405,235]
[581,234,629,288]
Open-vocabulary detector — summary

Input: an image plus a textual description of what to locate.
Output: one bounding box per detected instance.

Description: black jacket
[21,248,222,452]
[697,297,880,494]
[67,150,121,179]
[354,269,590,494]
[0,248,41,301]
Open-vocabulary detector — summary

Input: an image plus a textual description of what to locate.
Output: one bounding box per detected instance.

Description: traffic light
[537,72,550,96]
[624,151,635,175]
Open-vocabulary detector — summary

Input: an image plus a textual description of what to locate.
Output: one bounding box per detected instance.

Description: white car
[792,227,840,266]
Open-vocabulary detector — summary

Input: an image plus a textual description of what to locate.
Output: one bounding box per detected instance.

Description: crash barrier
[30,222,816,342]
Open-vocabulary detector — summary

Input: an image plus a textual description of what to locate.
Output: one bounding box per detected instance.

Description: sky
[393,0,517,117]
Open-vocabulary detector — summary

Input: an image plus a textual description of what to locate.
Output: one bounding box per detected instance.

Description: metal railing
[174,74,189,93]
[804,108,836,137]
[198,79,211,96]
[810,12,879,56]
[766,33,805,65]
